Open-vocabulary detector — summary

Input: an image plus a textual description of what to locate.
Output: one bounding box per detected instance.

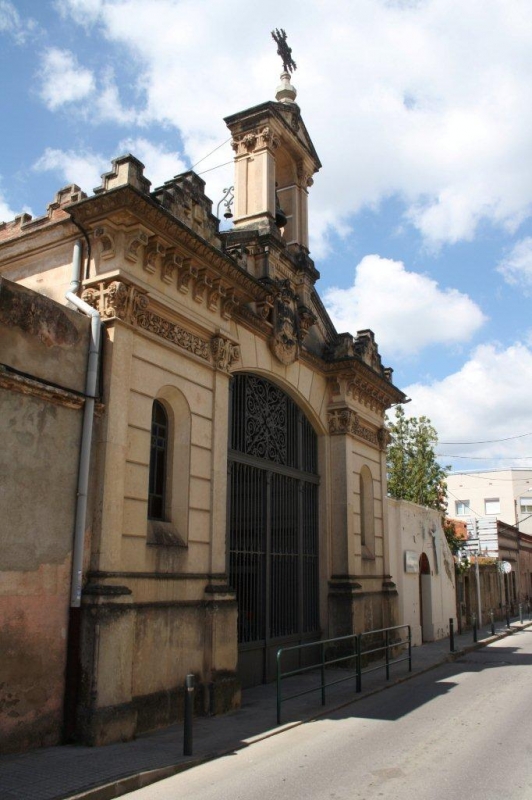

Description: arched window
[148,400,168,520]
[360,465,375,557]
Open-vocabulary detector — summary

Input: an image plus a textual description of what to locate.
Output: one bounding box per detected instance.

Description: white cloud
[0,0,37,43]
[54,0,103,25]
[116,138,187,187]
[32,139,188,197]
[405,342,532,465]
[39,48,95,110]
[33,148,105,195]
[497,237,532,294]
[46,0,532,255]
[0,188,21,223]
[323,254,486,358]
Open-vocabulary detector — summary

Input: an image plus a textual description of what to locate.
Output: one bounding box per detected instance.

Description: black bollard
[183,673,195,756]
[506,605,511,628]
[472,612,477,643]
[519,603,523,624]
[449,618,455,652]
[490,609,495,636]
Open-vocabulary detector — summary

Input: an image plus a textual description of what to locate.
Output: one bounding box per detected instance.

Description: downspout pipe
[66,239,101,607]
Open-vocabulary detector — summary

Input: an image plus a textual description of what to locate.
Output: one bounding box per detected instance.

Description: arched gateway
[228,373,320,687]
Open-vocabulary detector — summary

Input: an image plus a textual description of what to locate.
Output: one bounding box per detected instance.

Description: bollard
[490,609,495,636]
[519,603,523,624]
[506,605,511,628]
[472,612,477,643]
[449,618,455,652]
[183,673,194,756]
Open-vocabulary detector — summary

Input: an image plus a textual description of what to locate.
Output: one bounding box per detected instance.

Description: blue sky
[2,0,532,470]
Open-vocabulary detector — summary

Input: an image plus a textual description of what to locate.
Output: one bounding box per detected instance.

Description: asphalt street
[122,629,532,800]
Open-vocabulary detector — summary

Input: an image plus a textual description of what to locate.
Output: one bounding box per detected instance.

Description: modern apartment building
[446,469,532,535]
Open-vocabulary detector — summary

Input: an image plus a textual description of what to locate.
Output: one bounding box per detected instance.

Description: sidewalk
[1,617,531,800]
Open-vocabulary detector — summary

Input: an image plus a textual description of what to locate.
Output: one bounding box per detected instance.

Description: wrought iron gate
[228,374,320,687]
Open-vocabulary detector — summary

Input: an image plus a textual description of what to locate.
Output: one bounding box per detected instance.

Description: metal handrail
[276,624,411,724]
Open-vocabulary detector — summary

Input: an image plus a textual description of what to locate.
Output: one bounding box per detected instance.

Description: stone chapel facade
[0,71,405,750]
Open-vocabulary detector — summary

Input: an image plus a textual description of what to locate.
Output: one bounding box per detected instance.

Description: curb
[66,621,532,800]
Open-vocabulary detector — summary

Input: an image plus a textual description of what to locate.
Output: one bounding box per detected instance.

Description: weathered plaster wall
[388,498,456,646]
[0,278,89,753]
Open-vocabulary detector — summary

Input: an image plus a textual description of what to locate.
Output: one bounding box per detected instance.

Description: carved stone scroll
[327,407,380,447]
[211,336,240,372]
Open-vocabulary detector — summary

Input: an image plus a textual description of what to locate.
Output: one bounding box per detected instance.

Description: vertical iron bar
[408,626,412,672]
[385,629,390,680]
[276,648,282,725]
[356,634,362,692]
[321,641,326,706]
[183,674,194,756]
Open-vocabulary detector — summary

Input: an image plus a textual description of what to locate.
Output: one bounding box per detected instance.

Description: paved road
[123,630,532,800]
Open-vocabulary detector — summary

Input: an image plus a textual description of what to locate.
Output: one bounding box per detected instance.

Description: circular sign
[500,560,512,574]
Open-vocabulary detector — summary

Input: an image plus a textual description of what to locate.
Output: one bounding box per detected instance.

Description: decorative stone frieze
[327,407,381,447]
[82,280,148,324]
[136,308,211,361]
[231,126,280,157]
[211,336,240,372]
[81,278,221,363]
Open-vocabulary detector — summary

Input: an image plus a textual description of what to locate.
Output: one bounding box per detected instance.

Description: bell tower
[224,31,321,252]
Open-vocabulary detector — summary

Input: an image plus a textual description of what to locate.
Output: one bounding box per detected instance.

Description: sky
[2,0,532,472]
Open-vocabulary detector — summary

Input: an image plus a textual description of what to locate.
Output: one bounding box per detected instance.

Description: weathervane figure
[271,28,297,74]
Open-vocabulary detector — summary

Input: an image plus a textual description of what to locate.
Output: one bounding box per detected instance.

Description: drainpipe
[66,239,101,607]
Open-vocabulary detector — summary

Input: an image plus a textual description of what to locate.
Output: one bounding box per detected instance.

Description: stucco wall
[0,279,89,753]
[388,498,456,647]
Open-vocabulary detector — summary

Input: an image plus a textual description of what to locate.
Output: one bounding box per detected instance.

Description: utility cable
[440,431,532,445]
[190,137,231,170]
[197,159,233,176]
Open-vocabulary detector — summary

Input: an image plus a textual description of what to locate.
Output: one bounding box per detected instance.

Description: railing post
[449,618,455,652]
[408,626,412,672]
[385,629,390,680]
[276,649,282,725]
[472,612,477,643]
[356,634,361,693]
[183,673,194,756]
[490,609,495,636]
[321,641,326,707]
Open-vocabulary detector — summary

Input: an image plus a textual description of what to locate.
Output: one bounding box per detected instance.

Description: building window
[520,497,532,514]
[455,500,470,516]
[148,400,168,520]
[484,498,500,515]
[360,465,375,557]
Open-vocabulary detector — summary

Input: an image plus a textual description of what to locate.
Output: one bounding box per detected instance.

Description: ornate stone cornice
[81,278,240,371]
[67,185,266,303]
[327,407,387,450]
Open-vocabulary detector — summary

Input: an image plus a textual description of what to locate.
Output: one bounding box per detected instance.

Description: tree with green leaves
[386,405,449,512]
[386,406,462,555]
